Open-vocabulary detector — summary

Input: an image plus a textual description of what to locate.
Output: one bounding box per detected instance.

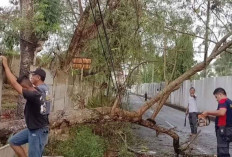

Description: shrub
[45,127,106,157]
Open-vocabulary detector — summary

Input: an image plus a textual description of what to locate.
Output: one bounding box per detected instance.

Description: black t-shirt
[23,89,49,130]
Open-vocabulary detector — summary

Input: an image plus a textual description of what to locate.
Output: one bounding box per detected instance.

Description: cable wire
[89,0,119,93]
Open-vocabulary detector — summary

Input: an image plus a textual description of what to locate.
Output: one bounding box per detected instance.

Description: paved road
[126,94,232,156]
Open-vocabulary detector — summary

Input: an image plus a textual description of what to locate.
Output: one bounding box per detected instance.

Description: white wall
[131,76,232,112]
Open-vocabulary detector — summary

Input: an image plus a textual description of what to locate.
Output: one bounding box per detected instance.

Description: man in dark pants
[0,56,49,157]
[202,88,232,157]
[186,87,198,136]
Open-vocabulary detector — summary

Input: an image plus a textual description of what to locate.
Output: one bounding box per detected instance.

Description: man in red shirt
[202,88,232,157]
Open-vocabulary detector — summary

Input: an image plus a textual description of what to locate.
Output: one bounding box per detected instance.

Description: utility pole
[0,59,3,118]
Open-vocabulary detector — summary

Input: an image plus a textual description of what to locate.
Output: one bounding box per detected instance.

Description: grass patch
[45,122,142,157]
[45,127,106,157]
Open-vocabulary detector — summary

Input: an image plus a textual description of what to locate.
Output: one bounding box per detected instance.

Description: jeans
[216,128,230,157]
[8,127,49,157]
[189,112,198,134]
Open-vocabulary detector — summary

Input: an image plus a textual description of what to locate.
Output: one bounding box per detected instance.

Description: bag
[36,87,51,115]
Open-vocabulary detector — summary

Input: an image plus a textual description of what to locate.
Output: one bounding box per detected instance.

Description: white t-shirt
[188,96,198,113]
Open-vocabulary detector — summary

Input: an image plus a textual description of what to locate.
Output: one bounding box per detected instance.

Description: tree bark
[17,0,38,118]
[19,0,37,76]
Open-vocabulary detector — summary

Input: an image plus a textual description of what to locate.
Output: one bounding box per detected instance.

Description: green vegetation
[214,52,232,76]
[46,127,106,157]
[33,0,62,39]
[45,122,143,157]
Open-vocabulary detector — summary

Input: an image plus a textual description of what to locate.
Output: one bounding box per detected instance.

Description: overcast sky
[0,0,11,7]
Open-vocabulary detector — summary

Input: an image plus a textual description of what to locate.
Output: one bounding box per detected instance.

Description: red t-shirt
[216,98,227,126]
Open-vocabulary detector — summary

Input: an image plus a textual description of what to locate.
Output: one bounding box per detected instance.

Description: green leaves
[214,52,232,76]
[3,34,18,50]
[33,0,62,39]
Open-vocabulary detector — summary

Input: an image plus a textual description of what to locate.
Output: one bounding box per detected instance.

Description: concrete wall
[131,76,232,112]
[0,144,18,157]
[41,69,99,112]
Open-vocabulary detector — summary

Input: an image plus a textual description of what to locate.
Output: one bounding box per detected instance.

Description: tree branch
[192,3,218,42]
[136,33,232,117]
[203,0,210,77]
[123,60,158,87]
[164,27,217,44]
[67,0,79,23]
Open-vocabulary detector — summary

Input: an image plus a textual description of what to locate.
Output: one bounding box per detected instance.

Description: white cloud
[0,0,11,7]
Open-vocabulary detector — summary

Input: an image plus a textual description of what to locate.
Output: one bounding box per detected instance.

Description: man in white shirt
[186,87,198,136]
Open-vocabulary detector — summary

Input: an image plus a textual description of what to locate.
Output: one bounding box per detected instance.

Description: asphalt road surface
[126,94,232,156]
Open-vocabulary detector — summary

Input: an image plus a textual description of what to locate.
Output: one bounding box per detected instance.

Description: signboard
[72,57,91,70]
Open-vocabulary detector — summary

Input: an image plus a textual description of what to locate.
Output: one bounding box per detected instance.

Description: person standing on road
[186,87,198,136]
[202,88,232,157]
[0,56,49,157]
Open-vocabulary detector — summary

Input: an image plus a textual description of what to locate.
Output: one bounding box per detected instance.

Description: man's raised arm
[0,56,22,94]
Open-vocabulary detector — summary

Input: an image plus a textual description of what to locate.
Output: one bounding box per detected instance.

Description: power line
[88,0,119,93]
[96,0,120,92]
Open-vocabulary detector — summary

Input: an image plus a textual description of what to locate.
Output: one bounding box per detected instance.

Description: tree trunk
[203,0,211,78]
[19,0,37,76]
[17,0,37,118]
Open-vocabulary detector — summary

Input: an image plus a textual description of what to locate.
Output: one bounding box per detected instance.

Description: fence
[131,76,232,112]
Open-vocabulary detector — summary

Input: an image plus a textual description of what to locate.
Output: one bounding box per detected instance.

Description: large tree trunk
[19,0,37,76]
[17,0,37,118]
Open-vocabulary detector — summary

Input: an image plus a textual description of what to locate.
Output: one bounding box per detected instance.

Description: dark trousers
[216,128,230,157]
[189,112,198,134]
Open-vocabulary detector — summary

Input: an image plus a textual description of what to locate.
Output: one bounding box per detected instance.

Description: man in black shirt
[0,56,49,157]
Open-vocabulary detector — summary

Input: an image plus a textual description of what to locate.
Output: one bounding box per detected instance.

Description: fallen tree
[1,32,231,154]
[1,0,232,156]
[0,107,180,154]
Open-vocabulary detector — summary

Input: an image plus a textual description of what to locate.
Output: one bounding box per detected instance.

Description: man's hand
[0,56,8,67]
[185,108,189,115]
[202,111,208,117]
